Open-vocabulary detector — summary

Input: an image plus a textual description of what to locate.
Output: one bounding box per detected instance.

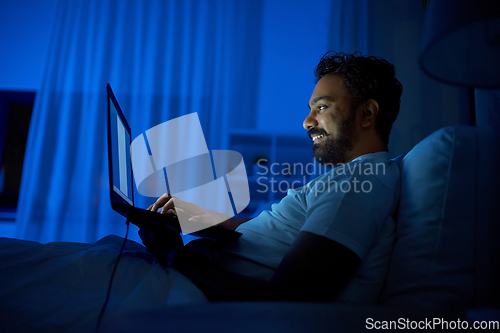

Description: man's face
[304,74,358,166]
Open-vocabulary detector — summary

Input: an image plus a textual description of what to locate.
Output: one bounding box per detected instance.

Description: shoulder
[304,156,399,200]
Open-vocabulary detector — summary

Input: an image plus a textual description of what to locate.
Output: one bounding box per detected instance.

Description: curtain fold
[327,0,369,54]
[16,0,263,243]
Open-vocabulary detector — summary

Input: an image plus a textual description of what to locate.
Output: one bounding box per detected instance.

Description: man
[140,51,403,304]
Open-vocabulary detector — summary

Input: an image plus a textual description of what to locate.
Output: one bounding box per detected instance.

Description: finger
[152,193,171,211]
[167,207,188,217]
[161,207,177,215]
[188,214,214,224]
[162,197,199,215]
[151,193,172,212]
[160,197,176,214]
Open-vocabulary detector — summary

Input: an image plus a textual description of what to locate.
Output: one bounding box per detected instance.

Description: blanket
[0,235,208,332]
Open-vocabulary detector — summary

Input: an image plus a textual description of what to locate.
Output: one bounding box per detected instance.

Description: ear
[359,99,379,128]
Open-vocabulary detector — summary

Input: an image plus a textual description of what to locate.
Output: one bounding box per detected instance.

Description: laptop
[106,84,241,241]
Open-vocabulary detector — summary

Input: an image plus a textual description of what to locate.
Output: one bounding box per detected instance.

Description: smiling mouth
[312,134,327,143]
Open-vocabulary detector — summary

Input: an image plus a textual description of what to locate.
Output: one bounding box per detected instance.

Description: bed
[0,235,208,332]
[1,126,499,332]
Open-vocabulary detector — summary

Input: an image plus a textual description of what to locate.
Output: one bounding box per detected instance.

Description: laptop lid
[105,84,241,240]
[107,84,134,217]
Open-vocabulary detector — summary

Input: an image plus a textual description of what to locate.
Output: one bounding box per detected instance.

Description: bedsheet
[0,235,208,332]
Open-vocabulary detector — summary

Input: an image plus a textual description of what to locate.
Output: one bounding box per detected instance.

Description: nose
[303,110,318,130]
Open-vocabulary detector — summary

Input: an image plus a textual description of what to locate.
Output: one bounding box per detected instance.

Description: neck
[345,140,387,163]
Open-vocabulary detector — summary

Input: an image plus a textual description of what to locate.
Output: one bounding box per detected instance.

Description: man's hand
[138,228,183,265]
[147,193,232,228]
[147,193,177,215]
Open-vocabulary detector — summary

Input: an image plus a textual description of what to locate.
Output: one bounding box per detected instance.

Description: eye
[318,104,327,111]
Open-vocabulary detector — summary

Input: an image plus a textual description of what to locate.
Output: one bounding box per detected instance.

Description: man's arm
[214,217,250,231]
[171,231,360,302]
[141,192,360,302]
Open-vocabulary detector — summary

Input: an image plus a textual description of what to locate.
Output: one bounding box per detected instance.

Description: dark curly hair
[314,51,403,146]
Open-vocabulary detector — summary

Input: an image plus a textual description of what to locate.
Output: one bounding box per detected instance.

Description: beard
[310,111,358,167]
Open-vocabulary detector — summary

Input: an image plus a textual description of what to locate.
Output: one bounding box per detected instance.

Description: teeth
[312,134,325,141]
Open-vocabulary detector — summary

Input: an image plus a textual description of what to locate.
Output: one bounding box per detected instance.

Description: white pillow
[380,126,476,309]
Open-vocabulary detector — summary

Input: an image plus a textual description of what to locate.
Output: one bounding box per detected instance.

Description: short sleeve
[300,160,399,260]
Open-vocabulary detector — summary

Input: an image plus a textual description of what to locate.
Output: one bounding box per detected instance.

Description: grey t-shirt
[220,152,400,304]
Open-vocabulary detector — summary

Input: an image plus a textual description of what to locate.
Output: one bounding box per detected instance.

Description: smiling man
[307,75,361,166]
[140,51,403,304]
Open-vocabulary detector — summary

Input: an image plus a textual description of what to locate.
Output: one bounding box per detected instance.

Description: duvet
[0,235,208,332]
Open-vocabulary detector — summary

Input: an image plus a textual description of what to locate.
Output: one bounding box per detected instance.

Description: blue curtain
[16,0,262,243]
[327,0,369,54]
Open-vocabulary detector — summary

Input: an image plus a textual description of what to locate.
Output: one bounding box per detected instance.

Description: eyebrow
[308,96,334,109]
